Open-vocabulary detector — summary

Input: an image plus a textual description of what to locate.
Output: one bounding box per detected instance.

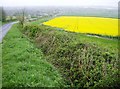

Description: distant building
[28,18,37,22]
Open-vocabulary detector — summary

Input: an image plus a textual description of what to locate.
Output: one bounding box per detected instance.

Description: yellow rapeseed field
[43,16,118,36]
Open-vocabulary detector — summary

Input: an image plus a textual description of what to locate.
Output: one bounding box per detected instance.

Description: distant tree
[17,8,26,27]
[1,7,6,22]
[9,16,13,21]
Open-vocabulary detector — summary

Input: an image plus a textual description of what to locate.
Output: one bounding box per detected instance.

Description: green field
[2,24,64,87]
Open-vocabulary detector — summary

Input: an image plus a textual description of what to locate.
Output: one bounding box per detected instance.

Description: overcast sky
[1,0,119,7]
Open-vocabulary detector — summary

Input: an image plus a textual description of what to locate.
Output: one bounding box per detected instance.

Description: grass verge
[2,24,64,87]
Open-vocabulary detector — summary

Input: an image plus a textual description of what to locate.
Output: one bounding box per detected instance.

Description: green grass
[2,21,10,26]
[2,22,6,25]
[26,17,53,25]
[74,33,118,53]
[2,24,64,87]
[0,21,1,26]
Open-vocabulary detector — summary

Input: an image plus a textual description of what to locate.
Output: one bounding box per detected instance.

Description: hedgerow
[21,24,119,88]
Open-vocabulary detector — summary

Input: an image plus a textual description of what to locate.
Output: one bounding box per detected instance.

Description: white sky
[1,0,119,7]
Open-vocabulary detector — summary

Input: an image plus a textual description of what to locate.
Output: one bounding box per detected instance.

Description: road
[0,22,18,43]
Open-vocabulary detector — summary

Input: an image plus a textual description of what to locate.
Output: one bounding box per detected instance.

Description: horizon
[2,5,118,10]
